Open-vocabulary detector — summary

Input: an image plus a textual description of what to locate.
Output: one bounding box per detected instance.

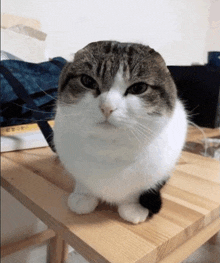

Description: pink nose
[100,105,116,118]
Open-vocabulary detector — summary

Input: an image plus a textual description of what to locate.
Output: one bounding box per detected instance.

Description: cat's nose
[100,105,116,118]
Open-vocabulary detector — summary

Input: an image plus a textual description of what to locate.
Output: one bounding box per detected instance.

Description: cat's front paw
[68,193,99,214]
[118,203,149,224]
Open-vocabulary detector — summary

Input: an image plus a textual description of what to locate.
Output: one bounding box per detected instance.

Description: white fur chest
[54,100,187,203]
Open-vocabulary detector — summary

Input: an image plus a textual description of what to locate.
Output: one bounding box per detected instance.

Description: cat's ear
[141,45,170,73]
[148,47,170,73]
[74,46,97,67]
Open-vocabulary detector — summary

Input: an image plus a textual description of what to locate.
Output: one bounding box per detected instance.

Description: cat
[53,41,188,224]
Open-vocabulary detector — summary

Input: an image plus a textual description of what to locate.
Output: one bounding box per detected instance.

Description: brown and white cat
[54,41,188,224]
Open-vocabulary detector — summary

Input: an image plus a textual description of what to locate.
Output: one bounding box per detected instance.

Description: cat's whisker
[135,128,150,144]
[129,128,142,144]
[35,84,58,101]
[137,115,161,122]
[6,117,54,122]
[135,126,149,139]
[123,129,134,143]
[136,122,154,135]
[187,112,200,121]
[121,122,145,145]
[134,126,151,144]
[111,116,151,143]
[58,105,98,117]
[12,102,54,115]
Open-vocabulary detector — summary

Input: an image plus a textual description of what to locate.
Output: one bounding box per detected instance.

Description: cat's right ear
[58,63,75,92]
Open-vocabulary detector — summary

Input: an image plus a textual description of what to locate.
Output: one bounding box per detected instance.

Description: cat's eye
[125,82,148,96]
[81,74,98,90]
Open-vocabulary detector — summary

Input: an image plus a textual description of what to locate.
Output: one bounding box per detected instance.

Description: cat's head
[57,41,177,140]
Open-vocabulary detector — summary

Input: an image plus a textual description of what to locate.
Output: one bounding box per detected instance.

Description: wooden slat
[186,126,220,142]
[98,209,186,260]
[157,219,220,263]
[1,229,55,258]
[179,151,220,183]
[48,235,68,263]
[170,170,220,203]
[1,148,220,263]
[208,232,219,245]
[181,149,220,166]
[162,185,219,214]
[2,148,74,193]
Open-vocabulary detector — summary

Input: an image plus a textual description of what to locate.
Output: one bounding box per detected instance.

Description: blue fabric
[0,57,67,127]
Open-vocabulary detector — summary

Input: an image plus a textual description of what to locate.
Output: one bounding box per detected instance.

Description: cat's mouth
[97,120,117,129]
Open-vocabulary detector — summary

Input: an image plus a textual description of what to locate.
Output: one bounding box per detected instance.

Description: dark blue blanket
[0,57,67,127]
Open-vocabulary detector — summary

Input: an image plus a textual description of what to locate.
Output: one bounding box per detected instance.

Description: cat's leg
[118,181,166,224]
[139,181,167,218]
[139,189,162,218]
[68,182,99,214]
[118,189,162,224]
[118,203,149,224]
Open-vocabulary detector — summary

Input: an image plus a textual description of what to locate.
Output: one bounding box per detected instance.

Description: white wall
[2,0,219,65]
[205,0,220,52]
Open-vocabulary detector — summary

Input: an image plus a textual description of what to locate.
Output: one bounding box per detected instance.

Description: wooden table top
[1,127,220,263]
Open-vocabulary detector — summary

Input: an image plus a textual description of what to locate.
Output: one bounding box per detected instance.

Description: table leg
[48,234,68,263]
[208,232,219,244]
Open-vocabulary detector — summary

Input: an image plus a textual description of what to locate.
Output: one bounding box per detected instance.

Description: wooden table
[1,127,220,263]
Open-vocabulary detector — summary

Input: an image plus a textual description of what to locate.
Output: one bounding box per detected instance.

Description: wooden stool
[1,127,220,263]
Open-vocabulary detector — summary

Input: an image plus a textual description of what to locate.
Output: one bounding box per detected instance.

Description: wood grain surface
[186,126,220,142]
[1,127,220,263]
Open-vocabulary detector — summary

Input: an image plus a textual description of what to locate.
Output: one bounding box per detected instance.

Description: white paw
[118,203,149,224]
[68,193,99,214]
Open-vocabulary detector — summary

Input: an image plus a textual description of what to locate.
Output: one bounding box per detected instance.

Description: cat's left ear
[147,47,170,73]
[154,53,169,72]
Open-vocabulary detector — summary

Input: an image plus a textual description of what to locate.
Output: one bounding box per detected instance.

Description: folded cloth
[0,57,67,127]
